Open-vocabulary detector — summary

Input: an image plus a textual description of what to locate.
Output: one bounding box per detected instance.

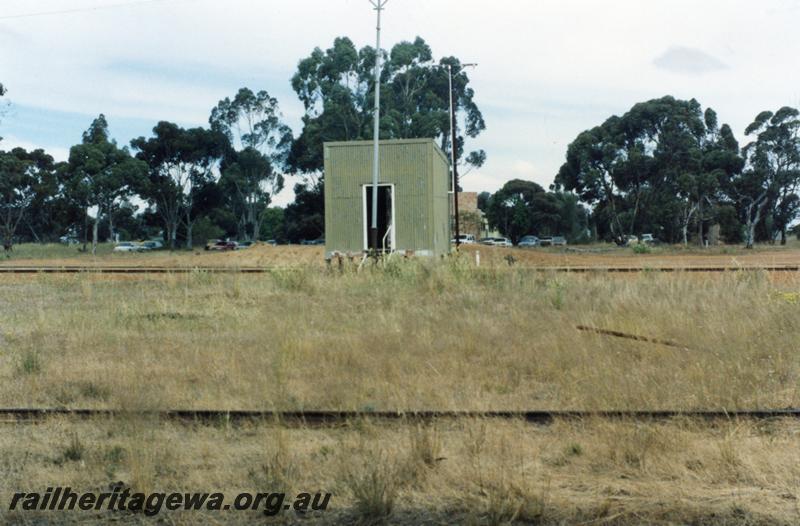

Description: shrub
[62,433,85,462]
[17,351,41,376]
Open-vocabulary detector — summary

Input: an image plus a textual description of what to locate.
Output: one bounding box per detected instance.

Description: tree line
[0,37,485,252]
[474,96,799,247]
[2,41,799,250]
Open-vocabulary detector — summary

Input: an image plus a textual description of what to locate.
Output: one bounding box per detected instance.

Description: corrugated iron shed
[324,138,451,258]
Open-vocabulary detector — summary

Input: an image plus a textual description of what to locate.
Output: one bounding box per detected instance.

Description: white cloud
[1,134,69,161]
[2,0,800,197]
[653,46,728,75]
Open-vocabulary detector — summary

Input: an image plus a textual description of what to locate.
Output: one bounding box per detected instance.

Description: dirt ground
[2,242,800,269]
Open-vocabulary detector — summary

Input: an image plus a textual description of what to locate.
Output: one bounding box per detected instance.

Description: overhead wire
[0,0,177,21]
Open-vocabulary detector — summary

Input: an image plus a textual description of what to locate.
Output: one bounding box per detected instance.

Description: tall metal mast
[369,0,387,253]
[447,63,477,249]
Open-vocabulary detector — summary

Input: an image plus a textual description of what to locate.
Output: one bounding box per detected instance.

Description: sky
[1,0,799,206]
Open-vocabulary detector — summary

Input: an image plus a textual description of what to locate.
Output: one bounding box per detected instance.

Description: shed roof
[323,138,449,166]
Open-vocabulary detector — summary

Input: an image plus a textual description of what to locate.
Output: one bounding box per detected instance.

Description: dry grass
[1,417,799,524]
[1,253,800,523]
[0,261,798,412]
[2,240,799,269]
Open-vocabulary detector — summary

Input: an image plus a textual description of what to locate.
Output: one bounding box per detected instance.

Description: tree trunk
[2,225,12,251]
[780,229,787,245]
[82,209,89,252]
[167,221,178,251]
[108,209,115,243]
[92,217,99,256]
[184,208,193,250]
[696,200,704,247]
[186,221,193,250]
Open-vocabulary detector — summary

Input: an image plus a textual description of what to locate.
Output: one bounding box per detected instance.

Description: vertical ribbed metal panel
[324,138,449,256]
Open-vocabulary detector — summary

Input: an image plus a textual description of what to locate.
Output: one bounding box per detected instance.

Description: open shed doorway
[362,183,395,252]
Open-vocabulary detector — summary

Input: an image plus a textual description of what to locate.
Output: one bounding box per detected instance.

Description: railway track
[0,265,797,274]
[1,408,799,425]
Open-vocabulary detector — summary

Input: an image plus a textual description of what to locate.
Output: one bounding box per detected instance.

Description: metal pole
[369,0,387,254]
[445,63,476,250]
[448,64,460,249]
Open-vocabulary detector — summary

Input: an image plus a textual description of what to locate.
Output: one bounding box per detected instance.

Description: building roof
[323,138,449,165]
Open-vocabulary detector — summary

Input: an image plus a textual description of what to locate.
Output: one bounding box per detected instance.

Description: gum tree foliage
[63,116,147,254]
[131,122,227,249]
[669,109,742,245]
[729,107,800,247]
[289,36,485,175]
[0,148,56,250]
[555,96,742,244]
[210,88,293,241]
[485,179,561,244]
[286,37,486,240]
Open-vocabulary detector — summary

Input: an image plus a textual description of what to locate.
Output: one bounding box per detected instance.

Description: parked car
[639,233,658,244]
[478,237,512,247]
[538,236,553,246]
[491,237,512,247]
[113,242,142,253]
[235,241,254,250]
[301,238,325,245]
[517,235,540,247]
[265,239,277,246]
[551,236,567,246]
[141,240,163,250]
[205,239,237,251]
[59,235,79,245]
[450,234,476,244]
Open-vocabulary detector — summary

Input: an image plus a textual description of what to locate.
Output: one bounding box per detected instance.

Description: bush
[62,433,85,462]
[632,243,651,254]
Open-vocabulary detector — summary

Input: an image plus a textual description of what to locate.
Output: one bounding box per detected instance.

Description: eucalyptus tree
[131,122,227,249]
[288,36,486,176]
[556,96,742,244]
[0,148,56,250]
[731,107,800,247]
[63,115,146,254]
[210,88,292,241]
[485,179,561,244]
[286,36,486,238]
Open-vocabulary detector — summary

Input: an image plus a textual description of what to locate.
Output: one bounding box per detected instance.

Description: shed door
[362,184,395,252]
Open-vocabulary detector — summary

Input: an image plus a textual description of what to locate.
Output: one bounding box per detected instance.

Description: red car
[204,239,237,251]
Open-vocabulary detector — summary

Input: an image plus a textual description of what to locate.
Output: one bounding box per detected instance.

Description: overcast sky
[2,0,799,205]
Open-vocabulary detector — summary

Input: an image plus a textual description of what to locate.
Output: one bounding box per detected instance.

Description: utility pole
[448,64,460,249]
[369,0,387,255]
[447,63,477,249]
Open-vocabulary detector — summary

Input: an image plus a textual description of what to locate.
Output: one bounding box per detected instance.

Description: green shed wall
[324,139,451,257]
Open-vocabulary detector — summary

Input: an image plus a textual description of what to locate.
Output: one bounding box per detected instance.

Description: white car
[518,235,540,247]
[451,234,475,244]
[143,240,163,249]
[113,242,141,253]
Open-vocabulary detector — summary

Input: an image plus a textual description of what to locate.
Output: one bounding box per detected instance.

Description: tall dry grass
[0,260,798,412]
[1,417,798,524]
[2,258,800,523]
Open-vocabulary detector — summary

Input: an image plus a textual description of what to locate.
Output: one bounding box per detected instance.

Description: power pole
[369,0,387,255]
[448,64,460,249]
[447,63,477,250]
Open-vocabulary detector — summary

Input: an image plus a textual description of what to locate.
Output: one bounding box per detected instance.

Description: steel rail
[0,408,798,425]
[0,265,797,274]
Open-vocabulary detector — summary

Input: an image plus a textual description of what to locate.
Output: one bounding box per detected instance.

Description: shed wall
[324,139,450,257]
